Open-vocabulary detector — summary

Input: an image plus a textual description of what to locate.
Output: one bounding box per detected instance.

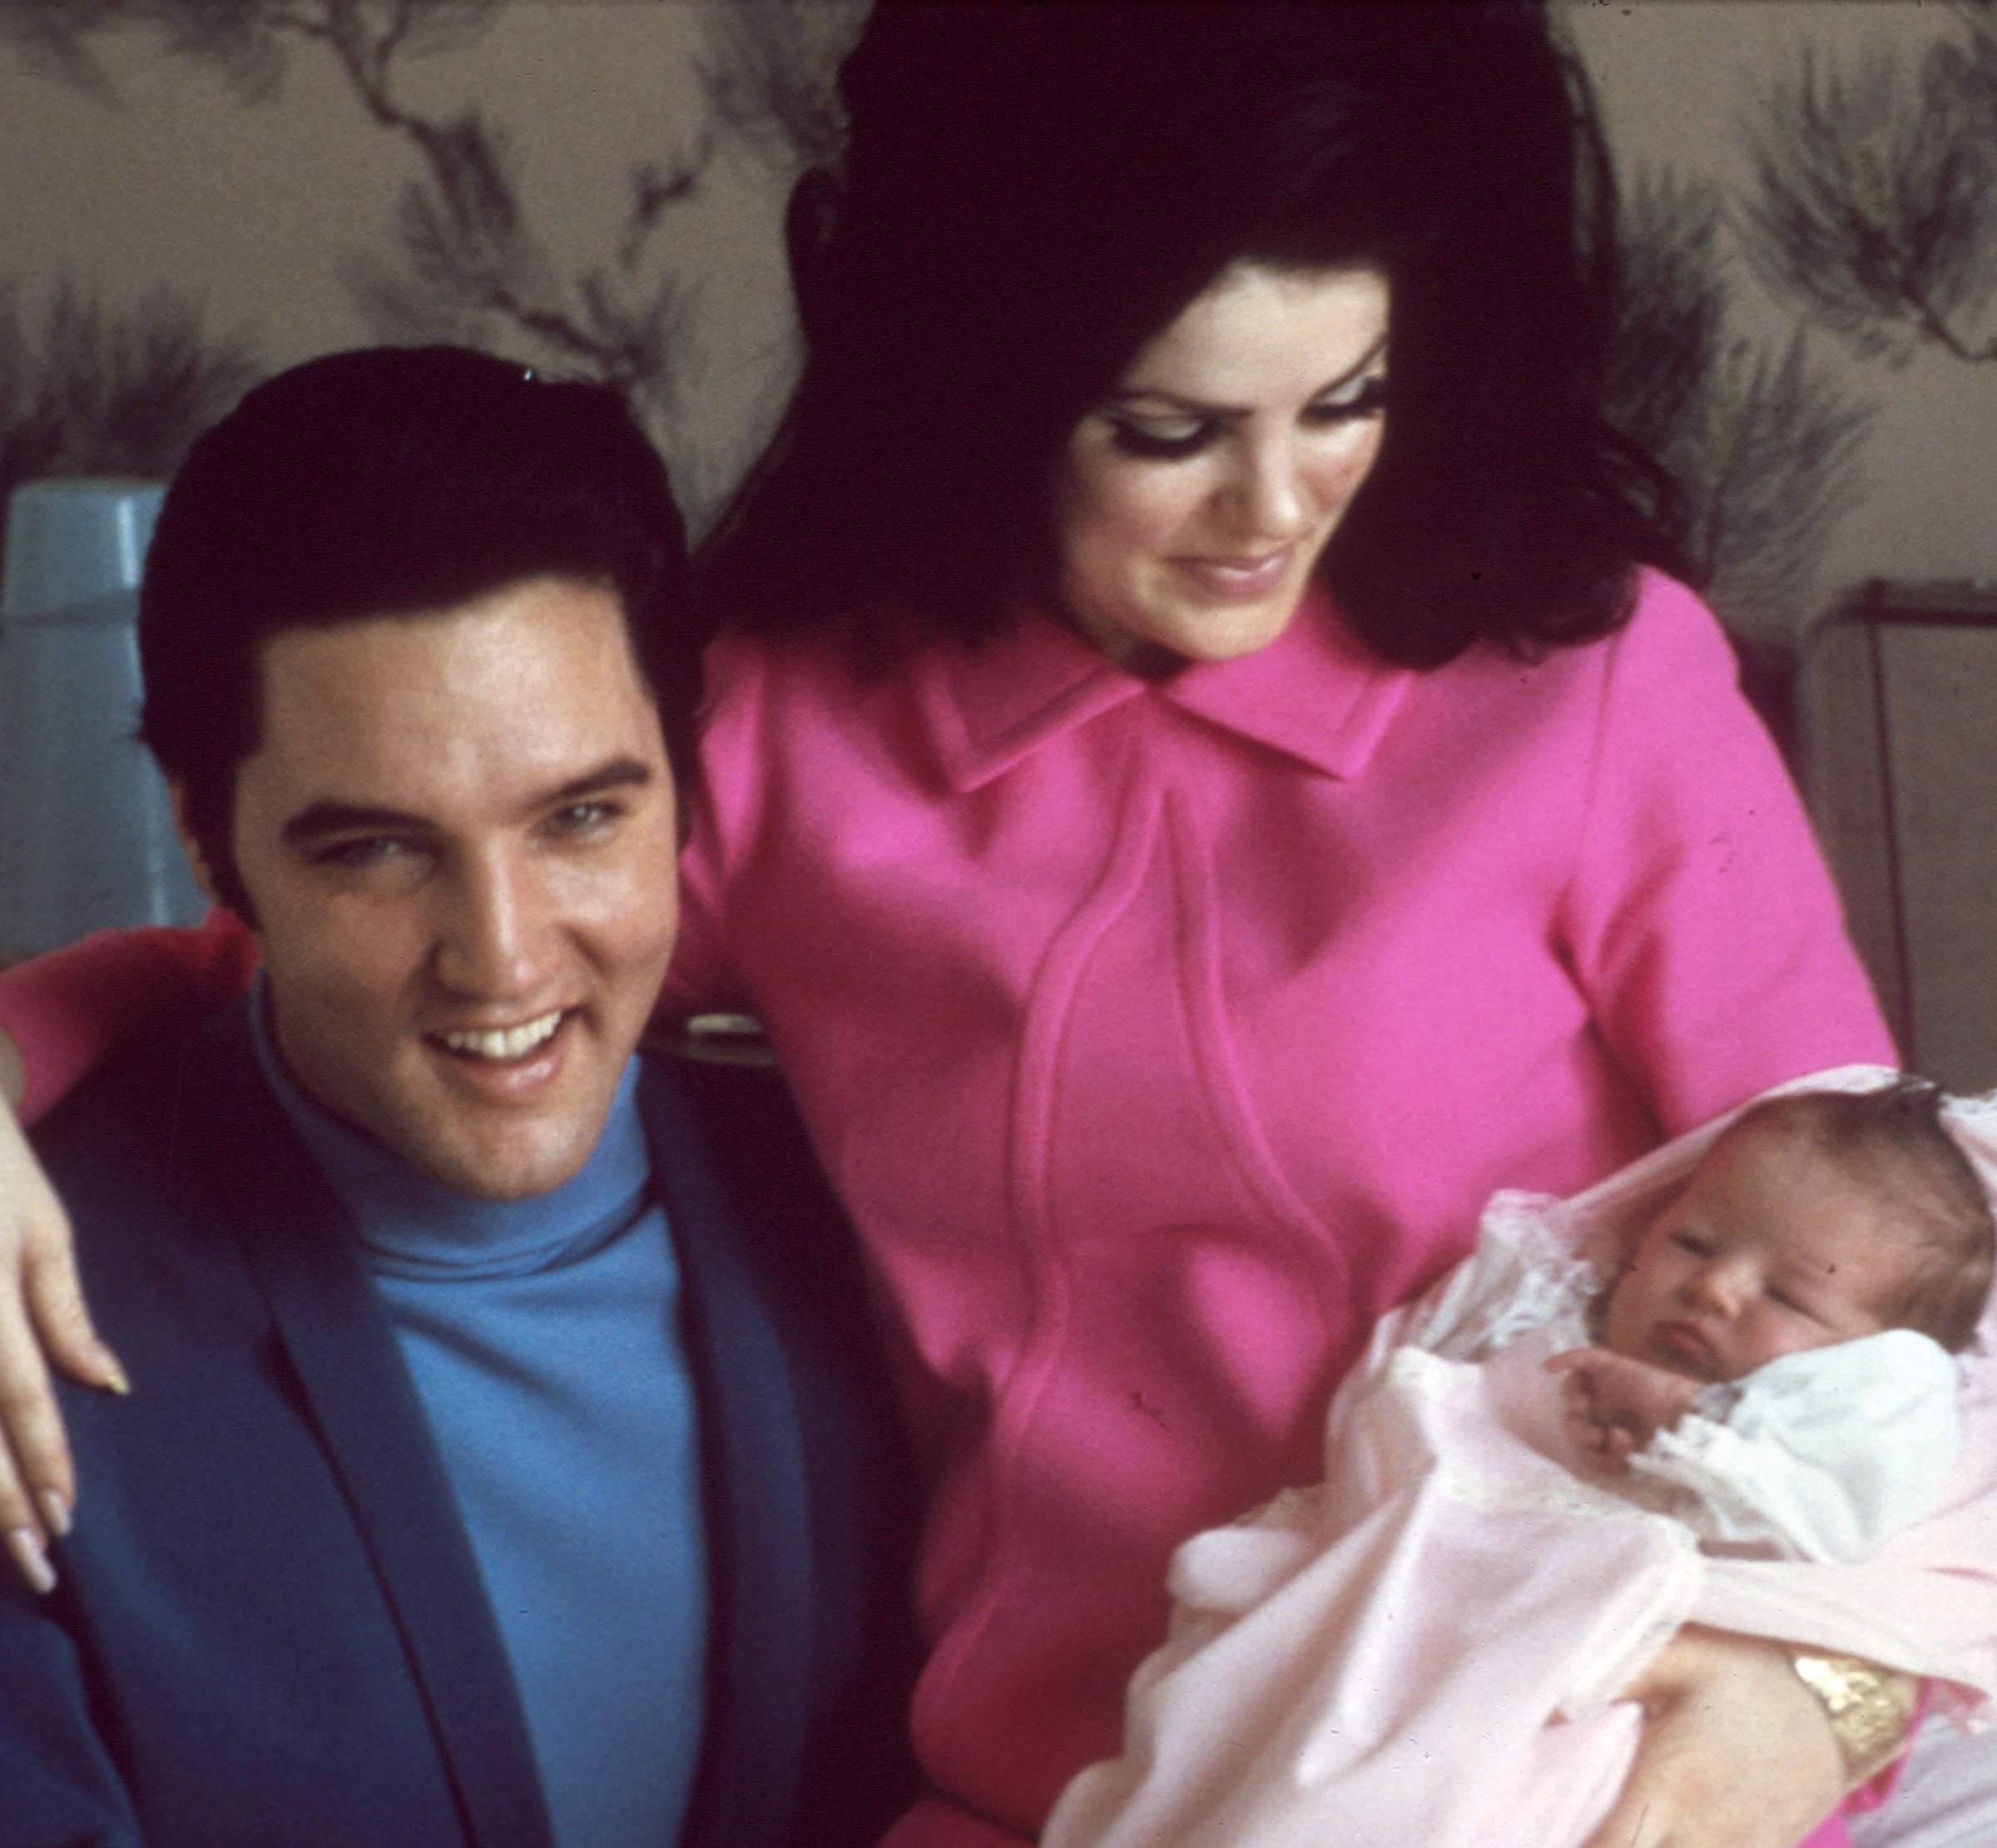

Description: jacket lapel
[201,1013,555,1848]
[642,1064,815,1848]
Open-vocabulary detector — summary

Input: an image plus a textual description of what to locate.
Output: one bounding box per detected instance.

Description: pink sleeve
[0,908,260,1124]
[1560,574,1897,1137]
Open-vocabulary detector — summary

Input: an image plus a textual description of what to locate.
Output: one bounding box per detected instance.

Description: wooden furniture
[1796,582,1997,1091]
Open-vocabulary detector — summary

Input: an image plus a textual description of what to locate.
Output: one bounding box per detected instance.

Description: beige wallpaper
[1568,1,1997,624]
[0,3,800,526]
[1,1,1990,614]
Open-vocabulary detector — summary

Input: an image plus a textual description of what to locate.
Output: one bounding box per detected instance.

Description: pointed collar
[916,584,1415,791]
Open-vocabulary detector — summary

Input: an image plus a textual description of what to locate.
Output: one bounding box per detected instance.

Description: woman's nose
[1226,439,1311,539]
[433,852,556,998]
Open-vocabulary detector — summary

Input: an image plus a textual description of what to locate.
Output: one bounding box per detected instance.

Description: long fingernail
[38,1491,71,1540]
[101,1357,130,1397]
[7,1526,56,1595]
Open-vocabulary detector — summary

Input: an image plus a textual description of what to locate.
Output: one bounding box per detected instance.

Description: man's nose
[432,850,555,998]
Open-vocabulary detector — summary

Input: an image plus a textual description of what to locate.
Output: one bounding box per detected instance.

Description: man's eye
[1106,419,1214,461]
[547,800,617,836]
[315,837,404,870]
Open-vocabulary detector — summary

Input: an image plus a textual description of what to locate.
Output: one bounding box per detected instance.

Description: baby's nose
[1687,1260,1747,1315]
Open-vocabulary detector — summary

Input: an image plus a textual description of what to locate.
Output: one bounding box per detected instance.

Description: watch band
[1788,1649,1920,1786]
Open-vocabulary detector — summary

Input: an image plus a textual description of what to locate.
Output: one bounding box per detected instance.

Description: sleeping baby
[1043,1075,1997,1848]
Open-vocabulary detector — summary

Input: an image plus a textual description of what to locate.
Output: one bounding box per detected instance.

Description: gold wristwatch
[1788,1650,1920,1786]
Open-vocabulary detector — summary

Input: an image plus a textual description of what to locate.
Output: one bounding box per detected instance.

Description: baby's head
[1603,1081,1995,1383]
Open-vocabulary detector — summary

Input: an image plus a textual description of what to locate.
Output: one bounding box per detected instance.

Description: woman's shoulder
[702,620,924,726]
[1546,570,1743,712]
[693,618,959,831]
[1460,570,1750,745]
[1612,569,1738,661]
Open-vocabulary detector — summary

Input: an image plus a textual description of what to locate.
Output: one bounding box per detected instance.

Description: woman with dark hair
[0,6,1961,1846]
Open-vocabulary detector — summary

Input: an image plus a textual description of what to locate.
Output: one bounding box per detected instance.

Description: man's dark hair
[702,1,1685,669]
[138,345,699,914]
[1729,1081,1995,1353]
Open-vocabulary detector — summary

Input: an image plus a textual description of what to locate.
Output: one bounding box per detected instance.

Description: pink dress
[0,572,1896,1846]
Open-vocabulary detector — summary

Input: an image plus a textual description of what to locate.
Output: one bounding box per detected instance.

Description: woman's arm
[0,911,260,1122]
[0,912,257,1586]
[1560,574,1897,1132]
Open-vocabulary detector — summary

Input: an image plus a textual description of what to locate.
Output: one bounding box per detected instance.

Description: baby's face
[1603,1125,1909,1383]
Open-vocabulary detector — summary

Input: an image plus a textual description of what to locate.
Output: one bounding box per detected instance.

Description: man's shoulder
[32,1004,264,1265]
[634,1043,881,1340]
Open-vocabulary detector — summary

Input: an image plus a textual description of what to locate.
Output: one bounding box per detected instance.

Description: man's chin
[409,1123,606,1201]
[362,1092,617,1201]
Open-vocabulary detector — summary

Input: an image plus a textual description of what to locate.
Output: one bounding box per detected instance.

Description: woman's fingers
[1583,1628,1846,1848]
[0,1282,70,1593]
[24,1203,125,1395]
[1,1090,122,1394]
[0,1089,125,1591]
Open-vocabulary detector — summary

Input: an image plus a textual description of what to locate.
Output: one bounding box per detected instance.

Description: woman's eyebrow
[1107,335,1390,416]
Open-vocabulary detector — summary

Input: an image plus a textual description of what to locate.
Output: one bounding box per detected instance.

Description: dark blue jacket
[0,1003,919,1848]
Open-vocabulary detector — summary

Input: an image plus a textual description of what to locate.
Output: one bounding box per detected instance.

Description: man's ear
[166,782,221,906]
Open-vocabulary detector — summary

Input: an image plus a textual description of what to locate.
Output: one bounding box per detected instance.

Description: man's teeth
[439,1011,563,1061]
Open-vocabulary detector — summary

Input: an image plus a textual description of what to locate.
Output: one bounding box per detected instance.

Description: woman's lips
[1170,546,1295,602]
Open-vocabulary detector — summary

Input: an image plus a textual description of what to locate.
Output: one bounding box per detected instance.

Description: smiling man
[0,349,915,1848]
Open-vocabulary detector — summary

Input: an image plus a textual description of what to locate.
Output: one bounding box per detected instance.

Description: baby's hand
[1546,1347,1703,1472]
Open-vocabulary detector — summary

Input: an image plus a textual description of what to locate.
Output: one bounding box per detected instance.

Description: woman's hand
[1582,1627,1852,1848]
[0,1032,125,1593]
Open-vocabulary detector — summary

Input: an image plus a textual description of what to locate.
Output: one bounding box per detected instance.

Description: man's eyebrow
[538,757,657,809]
[1107,334,1390,418]
[280,756,657,847]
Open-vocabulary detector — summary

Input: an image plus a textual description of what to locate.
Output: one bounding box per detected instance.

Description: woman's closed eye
[1106,416,1219,461]
[1105,375,1389,462]
[1301,374,1389,427]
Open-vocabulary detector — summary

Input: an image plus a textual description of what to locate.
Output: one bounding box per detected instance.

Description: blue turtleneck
[250,989,707,1848]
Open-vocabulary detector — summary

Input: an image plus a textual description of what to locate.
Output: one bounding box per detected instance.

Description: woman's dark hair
[139,345,699,915]
[701,1,1686,669]
[1727,1081,1995,1353]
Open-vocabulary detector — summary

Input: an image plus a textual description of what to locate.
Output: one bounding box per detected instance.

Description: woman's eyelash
[1306,377,1390,422]
[1105,377,1390,460]
[1106,420,1215,460]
